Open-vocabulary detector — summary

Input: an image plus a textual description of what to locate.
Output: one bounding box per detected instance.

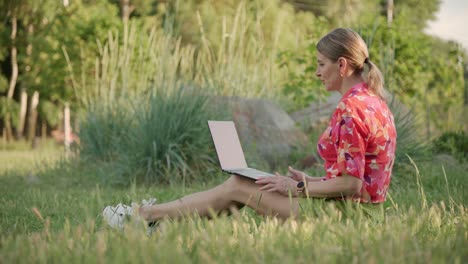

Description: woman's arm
[256,172,362,198]
[303,174,362,198]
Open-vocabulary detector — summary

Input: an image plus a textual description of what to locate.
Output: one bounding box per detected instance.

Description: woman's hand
[288,166,324,182]
[255,172,299,197]
[287,166,309,182]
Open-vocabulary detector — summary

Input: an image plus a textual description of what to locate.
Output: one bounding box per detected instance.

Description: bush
[432,131,468,162]
[79,102,135,162]
[78,87,226,185]
[388,98,431,168]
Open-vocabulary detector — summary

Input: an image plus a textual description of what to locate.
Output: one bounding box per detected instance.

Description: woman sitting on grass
[103,28,397,229]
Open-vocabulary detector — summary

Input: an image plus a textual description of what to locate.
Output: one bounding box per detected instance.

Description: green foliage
[78,87,224,185]
[167,0,316,51]
[78,101,134,163]
[286,0,381,27]
[432,131,468,162]
[277,39,328,112]
[390,0,440,31]
[0,98,19,124]
[123,88,223,183]
[39,101,61,127]
[359,12,466,135]
[0,75,7,93]
[36,0,121,103]
[389,98,431,168]
[0,0,465,143]
[0,0,122,135]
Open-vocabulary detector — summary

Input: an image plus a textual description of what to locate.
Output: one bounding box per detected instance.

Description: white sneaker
[102,203,134,230]
[102,198,157,234]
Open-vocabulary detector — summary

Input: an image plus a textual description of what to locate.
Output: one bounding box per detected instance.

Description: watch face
[297,181,305,188]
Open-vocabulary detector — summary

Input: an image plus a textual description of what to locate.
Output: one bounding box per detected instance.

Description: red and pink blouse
[317,82,397,203]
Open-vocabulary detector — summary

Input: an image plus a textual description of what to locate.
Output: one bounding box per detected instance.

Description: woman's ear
[338,57,347,77]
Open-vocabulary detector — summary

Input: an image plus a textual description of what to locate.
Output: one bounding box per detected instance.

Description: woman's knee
[222,175,253,196]
[223,175,244,189]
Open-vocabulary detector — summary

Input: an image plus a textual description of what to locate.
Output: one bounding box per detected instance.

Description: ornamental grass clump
[78,87,224,185]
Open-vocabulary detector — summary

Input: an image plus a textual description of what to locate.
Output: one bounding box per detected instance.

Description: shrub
[78,87,226,185]
[389,98,431,163]
[432,131,468,162]
[79,102,135,162]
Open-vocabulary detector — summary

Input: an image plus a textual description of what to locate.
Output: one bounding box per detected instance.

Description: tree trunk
[5,14,18,142]
[28,91,39,144]
[17,90,28,138]
[120,0,135,23]
[41,121,47,142]
[7,15,18,99]
[17,23,35,139]
[387,0,394,26]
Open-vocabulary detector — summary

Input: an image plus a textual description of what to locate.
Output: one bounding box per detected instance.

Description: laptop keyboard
[225,167,274,178]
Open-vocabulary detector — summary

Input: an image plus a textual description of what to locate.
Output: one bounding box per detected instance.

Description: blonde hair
[316,28,384,99]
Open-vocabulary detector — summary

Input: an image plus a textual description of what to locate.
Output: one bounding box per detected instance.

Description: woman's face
[315,52,342,92]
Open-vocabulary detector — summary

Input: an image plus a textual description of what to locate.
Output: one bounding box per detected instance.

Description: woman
[103,28,397,229]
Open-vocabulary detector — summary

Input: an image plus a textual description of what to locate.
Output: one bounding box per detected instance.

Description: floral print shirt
[317,82,397,203]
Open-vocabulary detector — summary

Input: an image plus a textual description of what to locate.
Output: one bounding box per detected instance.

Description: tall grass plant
[125,88,224,184]
[389,97,431,167]
[78,87,226,185]
[68,3,314,106]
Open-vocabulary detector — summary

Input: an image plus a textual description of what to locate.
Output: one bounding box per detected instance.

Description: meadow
[0,142,466,263]
[1,1,467,263]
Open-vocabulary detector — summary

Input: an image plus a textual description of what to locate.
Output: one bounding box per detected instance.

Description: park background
[0,0,467,263]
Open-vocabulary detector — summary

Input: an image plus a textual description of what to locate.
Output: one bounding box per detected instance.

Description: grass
[0,139,63,175]
[0,144,467,263]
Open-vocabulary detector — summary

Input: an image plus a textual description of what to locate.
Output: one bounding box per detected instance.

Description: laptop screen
[208,121,248,170]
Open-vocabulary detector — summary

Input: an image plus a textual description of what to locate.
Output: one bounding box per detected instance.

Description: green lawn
[0,145,466,263]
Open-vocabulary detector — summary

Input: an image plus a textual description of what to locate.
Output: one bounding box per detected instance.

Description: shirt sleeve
[335,115,367,180]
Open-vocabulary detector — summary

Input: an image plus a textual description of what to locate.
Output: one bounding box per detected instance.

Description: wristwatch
[296,181,305,194]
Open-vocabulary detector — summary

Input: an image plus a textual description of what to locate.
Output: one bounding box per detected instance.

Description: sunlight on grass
[0,202,465,263]
[0,142,63,175]
[0,146,466,263]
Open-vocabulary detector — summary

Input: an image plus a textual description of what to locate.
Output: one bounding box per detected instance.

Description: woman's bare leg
[139,175,300,221]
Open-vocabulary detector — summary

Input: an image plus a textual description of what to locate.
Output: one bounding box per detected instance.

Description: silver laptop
[208,120,274,180]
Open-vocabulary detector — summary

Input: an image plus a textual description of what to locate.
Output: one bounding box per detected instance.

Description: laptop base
[223,167,274,180]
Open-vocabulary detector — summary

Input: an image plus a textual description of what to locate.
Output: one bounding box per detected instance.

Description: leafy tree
[381,0,440,30]
[0,0,122,139]
[360,1,465,135]
[287,0,380,27]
